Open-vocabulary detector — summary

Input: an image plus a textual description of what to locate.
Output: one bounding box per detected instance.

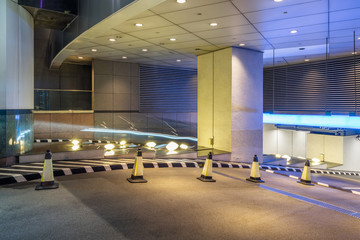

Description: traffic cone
[298,159,314,185]
[35,150,59,190]
[246,155,264,183]
[127,148,147,183]
[197,152,216,182]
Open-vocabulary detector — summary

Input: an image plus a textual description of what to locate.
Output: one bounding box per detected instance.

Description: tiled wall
[94,60,139,111]
[33,113,94,140]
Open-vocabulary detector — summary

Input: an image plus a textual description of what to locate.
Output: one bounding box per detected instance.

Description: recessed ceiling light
[91,49,97,52]
[299,47,305,50]
[358,37,360,40]
[177,0,186,3]
[78,56,84,59]
[210,23,218,27]
[290,30,298,34]
[239,43,245,46]
[176,59,181,62]
[122,56,127,59]
[142,49,148,52]
[274,0,283,2]
[170,38,176,41]
[109,38,116,42]
[135,23,143,27]
[304,59,310,62]
[352,52,357,55]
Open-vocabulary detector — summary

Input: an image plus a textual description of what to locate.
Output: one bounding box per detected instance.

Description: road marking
[342,187,360,190]
[317,182,329,187]
[259,185,360,219]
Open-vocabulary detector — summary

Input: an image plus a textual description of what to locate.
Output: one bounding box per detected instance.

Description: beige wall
[34,112,94,140]
[306,134,343,164]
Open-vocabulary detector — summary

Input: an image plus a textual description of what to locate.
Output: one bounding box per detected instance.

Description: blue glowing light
[81,128,198,141]
[263,113,360,129]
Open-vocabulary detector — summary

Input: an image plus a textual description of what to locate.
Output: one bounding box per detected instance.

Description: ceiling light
[304,59,310,62]
[142,48,148,52]
[210,23,218,27]
[146,142,156,149]
[274,0,283,2]
[176,59,181,62]
[352,52,357,55]
[135,23,143,27]
[290,30,298,34]
[122,56,127,59]
[170,38,176,41]
[239,43,245,46]
[78,56,84,59]
[358,37,360,40]
[177,0,186,3]
[109,38,116,42]
[91,49,97,52]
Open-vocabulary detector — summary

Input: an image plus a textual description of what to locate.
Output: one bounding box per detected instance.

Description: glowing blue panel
[263,113,360,129]
[81,128,198,142]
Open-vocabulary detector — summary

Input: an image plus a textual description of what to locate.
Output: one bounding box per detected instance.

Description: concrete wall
[231,47,263,162]
[0,0,34,109]
[263,124,307,158]
[34,112,94,140]
[93,60,139,111]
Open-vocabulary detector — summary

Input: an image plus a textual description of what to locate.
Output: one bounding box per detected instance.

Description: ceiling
[62,0,360,68]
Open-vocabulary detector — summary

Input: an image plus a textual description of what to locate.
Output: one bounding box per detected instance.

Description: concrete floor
[0,168,359,240]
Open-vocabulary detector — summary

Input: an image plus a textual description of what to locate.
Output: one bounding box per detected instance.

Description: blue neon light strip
[81,128,198,141]
[263,113,360,129]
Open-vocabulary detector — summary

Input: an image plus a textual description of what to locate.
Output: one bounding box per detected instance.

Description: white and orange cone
[298,159,314,185]
[246,155,264,183]
[127,148,147,183]
[197,152,216,182]
[35,150,59,190]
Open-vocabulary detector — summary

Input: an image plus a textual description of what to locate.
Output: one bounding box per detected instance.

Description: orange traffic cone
[35,150,59,190]
[197,152,216,182]
[298,159,314,185]
[127,148,147,183]
[246,155,264,183]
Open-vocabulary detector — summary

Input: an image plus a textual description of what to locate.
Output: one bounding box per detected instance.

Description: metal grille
[264,56,360,114]
[139,65,197,113]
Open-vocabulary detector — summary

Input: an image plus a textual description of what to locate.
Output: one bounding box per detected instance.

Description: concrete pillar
[0,0,34,165]
[198,47,263,163]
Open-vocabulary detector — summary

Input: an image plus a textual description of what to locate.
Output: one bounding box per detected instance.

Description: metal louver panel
[264,56,360,114]
[139,65,197,113]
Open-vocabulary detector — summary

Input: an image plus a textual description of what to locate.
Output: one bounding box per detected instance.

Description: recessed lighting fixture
[176,59,181,62]
[170,38,176,41]
[177,0,186,3]
[304,59,310,62]
[210,23,218,27]
[109,38,116,42]
[358,37,360,40]
[122,56,127,59]
[91,49,97,52]
[299,47,305,50]
[142,48,148,52]
[352,52,357,55]
[78,56,84,59]
[274,0,283,2]
[135,23,143,27]
[290,30,298,34]
[239,43,245,46]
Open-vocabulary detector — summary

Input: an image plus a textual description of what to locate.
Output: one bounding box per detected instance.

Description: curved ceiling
[54,0,360,69]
